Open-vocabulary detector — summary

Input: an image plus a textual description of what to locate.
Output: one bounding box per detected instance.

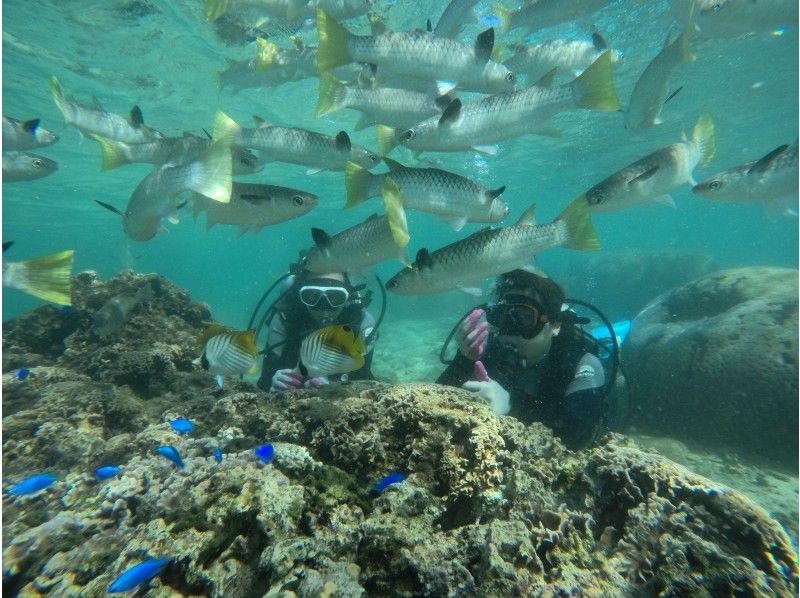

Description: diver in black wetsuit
[256,269,377,392]
[437,270,607,449]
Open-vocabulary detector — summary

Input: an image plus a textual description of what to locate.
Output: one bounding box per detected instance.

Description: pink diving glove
[455,309,488,359]
[304,376,330,389]
[462,361,511,416]
[270,368,303,392]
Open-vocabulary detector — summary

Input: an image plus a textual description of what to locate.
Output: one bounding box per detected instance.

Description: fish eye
[369,153,379,163]
[386,280,397,289]
[33,159,43,168]
[293,195,304,205]
[712,3,722,11]
[402,129,415,141]
[505,72,516,84]
[342,325,352,333]
[709,180,722,190]
[240,156,254,167]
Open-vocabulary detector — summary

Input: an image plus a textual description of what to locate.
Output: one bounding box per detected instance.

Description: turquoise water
[3,0,797,330]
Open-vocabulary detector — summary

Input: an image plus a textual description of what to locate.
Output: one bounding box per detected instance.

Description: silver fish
[693,140,798,218]
[625,29,695,132]
[385,199,599,295]
[674,0,798,38]
[316,72,450,131]
[316,10,516,94]
[92,282,153,339]
[3,116,59,151]
[379,51,618,155]
[192,182,318,235]
[214,111,380,174]
[581,114,715,212]
[496,0,612,36]
[91,133,261,175]
[345,158,508,230]
[50,76,162,143]
[2,152,58,182]
[432,0,480,39]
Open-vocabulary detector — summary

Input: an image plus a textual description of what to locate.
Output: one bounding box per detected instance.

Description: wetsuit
[437,325,606,449]
[256,300,377,391]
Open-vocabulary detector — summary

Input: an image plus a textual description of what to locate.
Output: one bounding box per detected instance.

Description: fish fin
[3,241,15,252]
[628,166,659,185]
[306,167,325,175]
[22,118,40,133]
[382,157,405,172]
[652,194,677,208]
[129,105,144,128]
[592,30,608,51]
[344,161,375,208]
[335,130,352,153]
[215,375,224,388]
[204,0,230,21]
[472,144,498,155]
[438,98,462,127]
[677,28,696,63]
[4,250,74,305]
[487,185,506,199]
[460,287,483,296]
[252,115,271,128]
[426,18,432,32]
[653,114,664,125]
[691,113,715,167]
[381,177,410,247]
[397,247,411,266]
[167,211,180,225]
[49,76,72,125]
[570,50,620,111]
[316,9,353,72]
[495,4,511,33]
[533,68,558,87]
[516,204,536,226]
[311,227,332,250]
[255,38,279,70]
[415,248,434,269]
[232,329,258,357]
[474,28,495,64]
[353,114,374,131]
[95,200,124,217]
[748,144,790,175]
[435,80,458,96]
[368,13,386,34]
[445,216,468,231]
[375,125,397,156]
[90,134,128,171]
[187,139,232,203]
[316,72,347,117]
[664,86,683,106]
[212,110,240,145]
[556,197,601,251]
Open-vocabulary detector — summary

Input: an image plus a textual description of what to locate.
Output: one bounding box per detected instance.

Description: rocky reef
[3,271,798,597]
[623,266,799,469]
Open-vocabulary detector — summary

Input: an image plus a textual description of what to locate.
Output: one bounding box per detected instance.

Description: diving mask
[485,294,549,339]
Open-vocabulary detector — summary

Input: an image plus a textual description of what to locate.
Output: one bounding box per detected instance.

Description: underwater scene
[2,0,799,595]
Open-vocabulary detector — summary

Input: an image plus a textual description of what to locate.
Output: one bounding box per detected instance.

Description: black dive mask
[485,293,549,339]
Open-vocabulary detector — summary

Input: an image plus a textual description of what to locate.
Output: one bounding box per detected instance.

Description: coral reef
[623,266,799,468]
[3,271,797,597]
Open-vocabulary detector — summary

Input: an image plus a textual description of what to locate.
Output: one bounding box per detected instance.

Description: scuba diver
[252,262,380,392]
[437,269,621,449]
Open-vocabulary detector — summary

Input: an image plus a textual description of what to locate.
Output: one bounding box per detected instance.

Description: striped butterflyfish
[298,325,366,378]
[198,325,258,376]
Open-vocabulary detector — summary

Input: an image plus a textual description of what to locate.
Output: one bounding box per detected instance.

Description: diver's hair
[494,270,565,322]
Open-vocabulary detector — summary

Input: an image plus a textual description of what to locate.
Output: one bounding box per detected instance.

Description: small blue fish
[61,305,72,314]
[373,473,405,493]
[108,558,170,593]
[215,375,224,389]
[479,15,500,28]
[14,368,30,381]
[94,466,120,480]
[8,473,57,495]
[254,444,274,464]
[169,418,193,434]
[213,448,223,463]
[156,446,184,469]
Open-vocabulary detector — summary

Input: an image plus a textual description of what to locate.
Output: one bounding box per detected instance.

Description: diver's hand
[455,309,488,359]
[462,361,510,415]
[305,376,329,389]
[269,368,303,392]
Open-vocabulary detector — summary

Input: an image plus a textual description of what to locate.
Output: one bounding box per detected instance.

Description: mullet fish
[298,324,366,378]
[3,116,59,151]
[385,198,599,295]
[2,152,58,182]
[2,245,73,305]
[378,51,619,155]
[693,140,798,219]
[581,113,715,211]
[496,0,612,36]
[316,10,516,94]
[345,158,508,230]
[192,182,319,235]
[198,325,258,377]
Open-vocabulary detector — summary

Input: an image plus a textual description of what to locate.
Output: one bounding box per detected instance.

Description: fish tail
[375,125,397,157]
[204,0,229,21]
[187,140,232,204]
[344,161,375,208]
[692,113,715,167]
[5,250,74,305]
[556,198,600,252]
[381,177,410,248]
[90,134,128,171]
[255,38,279,71]
[571,50,620,112]
[49,76,72,124]
[212,110,240,145]
[494,4,512,33]
[316,9,352,72]
[316,72,347,117]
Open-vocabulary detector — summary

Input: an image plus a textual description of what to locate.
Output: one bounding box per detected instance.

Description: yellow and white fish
[298,324,366,378]
[2,244,73,306]
[198,325,259,377]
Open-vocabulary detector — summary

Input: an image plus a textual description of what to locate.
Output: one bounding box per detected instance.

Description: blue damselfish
[108,558,170,593]
[94,466,120,479]
[373,473,405,493]
[156,446,184,468]
[254,443,274,463]
[213,448,223,463]
[169,418,193,434]
[8,473,57,495]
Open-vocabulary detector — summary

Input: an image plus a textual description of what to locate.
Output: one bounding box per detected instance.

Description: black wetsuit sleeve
[256,314,296,391]
[558,353,607,449]
[436,351,475,387]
